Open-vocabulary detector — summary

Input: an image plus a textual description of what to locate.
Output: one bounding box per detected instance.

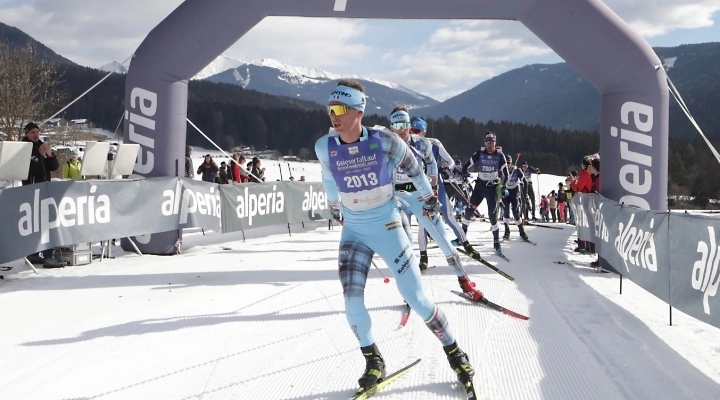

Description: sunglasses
[391,122,411,130]
[410,128,423,134]
[327,104,352,116]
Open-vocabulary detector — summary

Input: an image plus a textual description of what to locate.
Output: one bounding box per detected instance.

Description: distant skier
[519,160,540,221]
[461,132,506,255]
[315,79,475,395]
[500,154,530,241]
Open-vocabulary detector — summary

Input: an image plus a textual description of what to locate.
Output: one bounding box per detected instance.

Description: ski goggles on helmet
[410,128,423,134]
[391,121,411,130]
[327,104,353,116]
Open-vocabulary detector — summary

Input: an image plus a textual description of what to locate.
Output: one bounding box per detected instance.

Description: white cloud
[377,21,554,100]
[225,17,372,69]
[0,0,183,66]
[606,0,720,37]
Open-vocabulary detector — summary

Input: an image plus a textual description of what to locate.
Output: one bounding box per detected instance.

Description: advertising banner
[572,194,720,328]
[0,179,331,264]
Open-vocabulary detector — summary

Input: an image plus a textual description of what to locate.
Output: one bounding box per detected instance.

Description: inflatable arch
[123,0,668,254]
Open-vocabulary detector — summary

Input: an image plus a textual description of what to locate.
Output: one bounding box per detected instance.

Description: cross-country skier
[461,132,507,255]
[409,117,484,262]
[519,160,540,221]
[501,155,530,241]
[315,80,475,395]
[387,109,485,298]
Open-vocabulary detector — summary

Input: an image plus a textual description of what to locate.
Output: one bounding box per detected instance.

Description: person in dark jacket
[22,122,64,268]
[22,122,59,185]
[218,162,229,184]
[250,157,265,183]
[185,146,195,178]
[196,154,218,183]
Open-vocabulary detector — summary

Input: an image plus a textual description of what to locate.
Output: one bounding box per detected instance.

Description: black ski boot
[419,251,429,272]
[462,241,480,259]
[503,224,510,240]
[493,240,503,256]
[443,342,475,385]
[519,225,529,241]
[358,343,386,390]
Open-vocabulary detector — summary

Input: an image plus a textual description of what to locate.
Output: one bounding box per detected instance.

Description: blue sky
[0,0,718,101]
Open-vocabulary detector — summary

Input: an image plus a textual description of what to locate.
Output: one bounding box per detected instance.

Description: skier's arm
[418,137,438,186]
[314,136,341,204]
[462,152,480,176]
[383,132,433,198]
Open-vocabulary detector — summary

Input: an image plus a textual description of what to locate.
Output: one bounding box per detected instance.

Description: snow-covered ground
[2,165,720,399]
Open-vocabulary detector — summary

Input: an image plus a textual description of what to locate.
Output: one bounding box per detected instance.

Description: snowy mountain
[200,56,439,115]
[98,61,127,74]
[194,55,246,80]
[419,41,720,136]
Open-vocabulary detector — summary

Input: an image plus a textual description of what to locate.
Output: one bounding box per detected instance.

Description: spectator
[589,158,601,268]
[185,146,194,178]
[22,122,63,268]
[228,154,241,183]
[299,175,306,182]
[218,161,229,184]
[539,195,550,222]
[250,157,266,183]
[565,171,577,224]
[289,176,295,181]
[237,155,250,183]
[548,190,558,223]
[569,156,594,252]
[589,159,600,194]
[62,150,84,180]
[569,156,593,194]
[556,183,567,222]
[196,154,218,183]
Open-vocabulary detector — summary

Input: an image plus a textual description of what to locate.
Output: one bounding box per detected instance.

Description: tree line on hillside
[7,61,719,205]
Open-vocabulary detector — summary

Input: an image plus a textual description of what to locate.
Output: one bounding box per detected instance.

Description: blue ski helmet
[410,117,428,133]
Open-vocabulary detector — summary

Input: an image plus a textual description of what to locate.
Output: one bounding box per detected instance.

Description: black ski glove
[422,196,441,218]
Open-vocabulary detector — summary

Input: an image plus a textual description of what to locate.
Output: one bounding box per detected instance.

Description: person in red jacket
[568,155,593,253]
[570,156,593,194]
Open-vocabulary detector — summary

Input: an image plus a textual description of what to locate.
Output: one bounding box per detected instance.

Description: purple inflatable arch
[123,0,668,254]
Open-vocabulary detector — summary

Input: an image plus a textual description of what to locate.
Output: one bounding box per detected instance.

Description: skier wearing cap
[461,132,507,255]
[315,80,475,395]
[501,155,530,241]
[409,117,483,263]
[386,109,485,299]
[519,160,540,221]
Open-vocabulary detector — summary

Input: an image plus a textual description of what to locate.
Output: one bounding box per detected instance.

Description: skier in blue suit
[407,117,484,263]
[461,132,507,255]
[315,79,474,393]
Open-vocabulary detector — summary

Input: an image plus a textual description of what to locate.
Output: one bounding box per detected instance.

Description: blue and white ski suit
[315,126,455,347]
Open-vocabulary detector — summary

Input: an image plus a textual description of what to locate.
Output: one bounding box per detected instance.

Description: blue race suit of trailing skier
[386,109,484,300]
[409,117,484,262]
[520,161,540,220]
[315,79,474,392]
[461,132,506,254]
[501,155,529,241]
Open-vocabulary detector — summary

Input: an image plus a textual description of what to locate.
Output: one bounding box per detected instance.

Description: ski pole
[371,259,390,283]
